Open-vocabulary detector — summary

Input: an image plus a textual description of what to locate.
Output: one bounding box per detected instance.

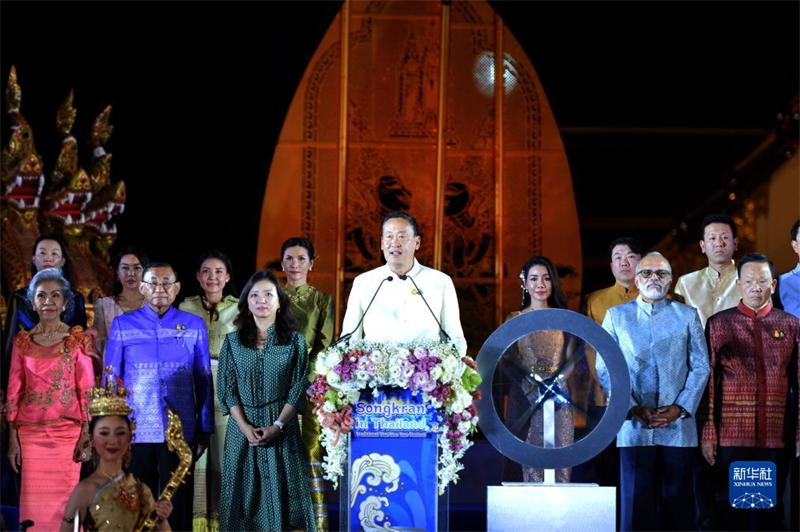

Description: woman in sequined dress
[503,256,578,483]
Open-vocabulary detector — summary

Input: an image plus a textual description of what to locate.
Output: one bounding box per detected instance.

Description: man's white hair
[636,252,672,274]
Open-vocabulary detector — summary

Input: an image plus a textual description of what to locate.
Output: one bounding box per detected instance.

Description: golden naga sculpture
[135,409,193,532]
[1,67,127,324]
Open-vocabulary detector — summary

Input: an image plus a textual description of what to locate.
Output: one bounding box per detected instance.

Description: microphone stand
[331,276,394,347]
[399,274,452,344]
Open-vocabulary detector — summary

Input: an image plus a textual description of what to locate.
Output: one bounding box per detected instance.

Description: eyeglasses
[142,280,175,291]
[637,269,671,281]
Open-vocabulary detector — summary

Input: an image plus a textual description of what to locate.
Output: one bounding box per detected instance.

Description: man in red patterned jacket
[701,252,800,531]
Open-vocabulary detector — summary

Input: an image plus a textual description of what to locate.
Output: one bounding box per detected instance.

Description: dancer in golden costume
[280,238,334,532]
[60,370,172,532]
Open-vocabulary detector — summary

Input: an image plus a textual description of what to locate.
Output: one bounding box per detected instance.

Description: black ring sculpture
[476,308,631,470]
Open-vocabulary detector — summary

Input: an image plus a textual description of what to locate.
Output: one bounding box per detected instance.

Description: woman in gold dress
[178,249,239,532]
[60,373,172,532]
[503,256,577,483]
[280,238,334,532]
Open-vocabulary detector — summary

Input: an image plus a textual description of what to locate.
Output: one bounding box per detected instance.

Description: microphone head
[398,274,407,281]
[386,276,394,282]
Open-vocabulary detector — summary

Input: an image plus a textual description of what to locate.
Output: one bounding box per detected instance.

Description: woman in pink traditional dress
[92,246,149,356]
[5,268,98,531]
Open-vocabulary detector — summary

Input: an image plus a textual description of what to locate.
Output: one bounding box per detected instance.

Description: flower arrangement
[308,340,482,495]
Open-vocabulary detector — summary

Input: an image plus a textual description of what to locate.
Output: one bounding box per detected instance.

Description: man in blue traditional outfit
[597,252,710,532]
[106,262,214,532]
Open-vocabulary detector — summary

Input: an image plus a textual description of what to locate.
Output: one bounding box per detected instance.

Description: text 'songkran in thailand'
[307,341,482,495]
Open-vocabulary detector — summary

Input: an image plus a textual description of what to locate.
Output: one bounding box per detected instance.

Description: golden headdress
[89,366,133,418]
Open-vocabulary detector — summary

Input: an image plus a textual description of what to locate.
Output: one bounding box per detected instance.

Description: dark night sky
[2,1,798,295]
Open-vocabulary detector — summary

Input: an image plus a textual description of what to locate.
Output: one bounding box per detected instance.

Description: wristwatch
[678,406,689,419]
[273,420,285,432]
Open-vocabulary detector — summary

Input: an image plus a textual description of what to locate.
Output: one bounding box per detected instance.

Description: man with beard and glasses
[596,252,710,532]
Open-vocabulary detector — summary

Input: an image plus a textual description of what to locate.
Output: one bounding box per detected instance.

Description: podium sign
[344,388,443,531]
[353,388,444,437]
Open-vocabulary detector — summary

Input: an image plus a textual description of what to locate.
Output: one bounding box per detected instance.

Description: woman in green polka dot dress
[218,270,316,531]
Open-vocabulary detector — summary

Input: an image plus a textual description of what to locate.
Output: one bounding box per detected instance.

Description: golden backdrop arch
[257,0,582,354]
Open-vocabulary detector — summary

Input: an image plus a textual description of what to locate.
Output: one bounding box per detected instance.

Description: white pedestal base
[487,484,616,532]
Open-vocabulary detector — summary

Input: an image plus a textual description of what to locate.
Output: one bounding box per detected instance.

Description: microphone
[332,276,393,347]
[398,274,452,343]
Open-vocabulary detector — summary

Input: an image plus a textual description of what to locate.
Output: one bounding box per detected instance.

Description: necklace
[99,469,140,511]
[115,295,145,313]
[34,322,66,339]
[287,285,315,304]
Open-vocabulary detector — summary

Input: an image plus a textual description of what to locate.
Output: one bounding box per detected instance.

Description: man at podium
[341,211,467,356]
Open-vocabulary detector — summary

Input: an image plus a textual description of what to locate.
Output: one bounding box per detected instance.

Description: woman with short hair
[5,268,97,531]
[3,234,87,364]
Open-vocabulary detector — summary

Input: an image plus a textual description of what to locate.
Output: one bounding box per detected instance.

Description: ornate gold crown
[89,366,133,418]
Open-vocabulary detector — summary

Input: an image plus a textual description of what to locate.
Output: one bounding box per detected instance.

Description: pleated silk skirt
[17,420,82,531]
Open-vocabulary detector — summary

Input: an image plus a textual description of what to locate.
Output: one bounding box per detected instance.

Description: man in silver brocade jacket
[597,252,710,532]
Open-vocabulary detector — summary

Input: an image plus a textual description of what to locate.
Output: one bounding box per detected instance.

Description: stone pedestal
[487,484,615,532]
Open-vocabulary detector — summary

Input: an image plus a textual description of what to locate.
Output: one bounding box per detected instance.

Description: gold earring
[123,448,132,468]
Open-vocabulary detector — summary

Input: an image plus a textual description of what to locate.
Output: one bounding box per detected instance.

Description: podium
[340,388,449,531]
[308,341,480,532]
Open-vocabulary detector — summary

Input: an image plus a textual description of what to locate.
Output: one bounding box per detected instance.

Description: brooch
[773,330,785,339]
[116,485,140,511]
[176,324,187,330]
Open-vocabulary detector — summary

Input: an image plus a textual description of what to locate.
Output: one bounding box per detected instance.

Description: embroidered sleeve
[287,333,309,409]
[74,348,96,421]
[65,326,99,358]
[4,341,27,420]
[311,292,335,362]
[192,320,214,434]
